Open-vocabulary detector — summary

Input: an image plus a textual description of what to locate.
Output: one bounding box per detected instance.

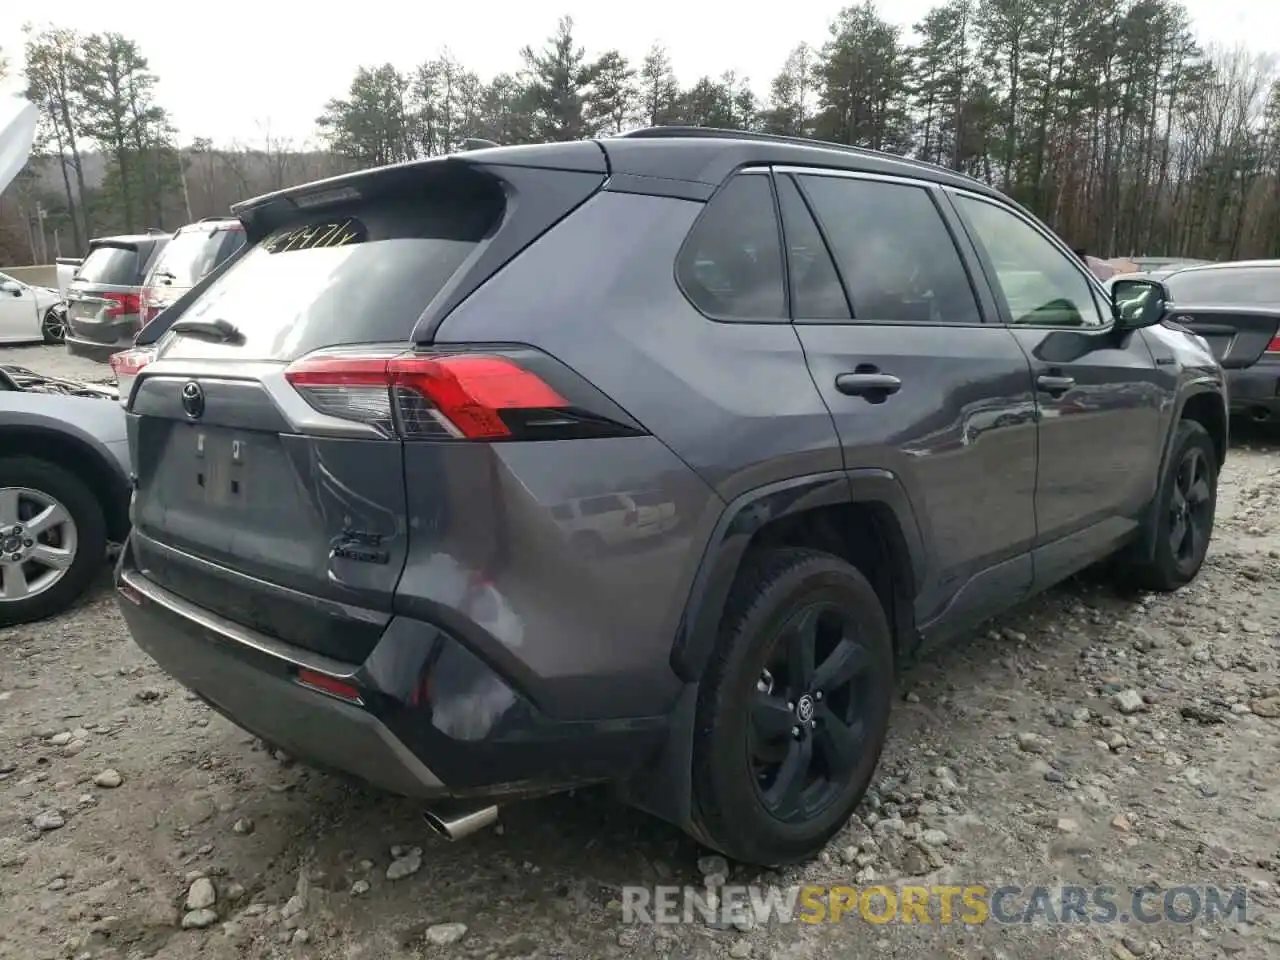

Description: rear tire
[0,456,107,627]
[691,548,894,866]
[1114,419,1217,592]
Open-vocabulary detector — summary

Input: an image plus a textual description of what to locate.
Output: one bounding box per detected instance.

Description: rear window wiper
[168,317,243,343]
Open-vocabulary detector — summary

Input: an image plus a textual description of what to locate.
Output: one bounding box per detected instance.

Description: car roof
[88,232,169,246]
[232,126,1014,229]
[1167,259,1280,274]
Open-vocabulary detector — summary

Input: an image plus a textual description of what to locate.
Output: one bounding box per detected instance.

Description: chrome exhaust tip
[1249,407,1272,423]
[422,801,499,841]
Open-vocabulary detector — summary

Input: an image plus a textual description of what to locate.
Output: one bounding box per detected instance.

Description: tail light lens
[283,348,641,442]
[110,347,156,406]
[138,289,164,327]
[104,292,142,319]
[1266,335,1280,354]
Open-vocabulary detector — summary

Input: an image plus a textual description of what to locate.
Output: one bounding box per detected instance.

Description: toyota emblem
[181,381,205,419]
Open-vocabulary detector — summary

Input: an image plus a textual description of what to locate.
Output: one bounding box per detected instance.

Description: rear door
[782,168,1039,637]
[946,189,1166,577]
[126,156,607,664]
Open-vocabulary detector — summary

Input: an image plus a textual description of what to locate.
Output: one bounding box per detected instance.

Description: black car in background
[1160,261,1280,424]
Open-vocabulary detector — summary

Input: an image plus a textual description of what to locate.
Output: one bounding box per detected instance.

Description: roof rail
[197,215,235,223]
[460,138,499,151]
[615,126,956,178]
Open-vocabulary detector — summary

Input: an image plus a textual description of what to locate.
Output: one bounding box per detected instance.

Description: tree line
[3,2,1279,266]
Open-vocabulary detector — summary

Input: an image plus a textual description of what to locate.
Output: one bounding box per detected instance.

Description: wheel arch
[0,426,131,542]
[1126,383,1226,566]
[620,469,926,841]
[671,469,926,681]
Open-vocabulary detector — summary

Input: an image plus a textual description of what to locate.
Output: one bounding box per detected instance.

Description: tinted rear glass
[76,245,141,286]
[1165,267,1280,305]
[150,227,245,287]
[162,191,501,360]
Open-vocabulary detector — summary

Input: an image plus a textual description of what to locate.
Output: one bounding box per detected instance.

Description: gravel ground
[2,341,1280,960]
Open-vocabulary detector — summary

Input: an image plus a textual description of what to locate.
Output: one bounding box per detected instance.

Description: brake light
[109,347,156,406]
[104,292,141,318]
[1266,335,1280,354]
[284,351,570,440]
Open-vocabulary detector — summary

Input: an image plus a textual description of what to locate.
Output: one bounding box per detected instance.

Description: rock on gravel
[33,811,64,832]
[93,769,122,789]
[385,847,422,880]
[181,908,218,929]
[1112,689,1145,714]
[424,922,468,946]
[186,877,216,911]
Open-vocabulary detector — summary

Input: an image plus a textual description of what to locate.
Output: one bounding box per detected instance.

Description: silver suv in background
[139,218,246,328]
[64,231,169,362]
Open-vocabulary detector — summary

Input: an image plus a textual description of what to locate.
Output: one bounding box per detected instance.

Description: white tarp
[0,95,39,196]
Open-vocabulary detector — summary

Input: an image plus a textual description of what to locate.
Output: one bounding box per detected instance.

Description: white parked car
[0,271,67,344]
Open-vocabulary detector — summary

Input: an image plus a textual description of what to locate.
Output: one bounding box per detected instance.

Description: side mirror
[1111,278,1169,330]
[0,280,22,296]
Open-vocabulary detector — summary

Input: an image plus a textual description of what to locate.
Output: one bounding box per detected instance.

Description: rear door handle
[1037,374,1075,396]
[835,372,902,400]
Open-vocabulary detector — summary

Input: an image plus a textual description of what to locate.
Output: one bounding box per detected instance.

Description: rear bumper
[66,333,132,363]
[114,537,668,800]
[1226,362,1280,420]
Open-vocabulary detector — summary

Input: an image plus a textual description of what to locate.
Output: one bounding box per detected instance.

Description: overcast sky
[0,0,1271,148]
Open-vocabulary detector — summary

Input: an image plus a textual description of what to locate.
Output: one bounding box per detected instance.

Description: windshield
[149,227,245,288]
[1165,267,1280,306]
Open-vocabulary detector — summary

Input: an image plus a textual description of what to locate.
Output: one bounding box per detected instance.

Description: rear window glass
[161,192,500,360]
[1165,267,1280,305]
[76,245,141,286]
[149,226,245,288]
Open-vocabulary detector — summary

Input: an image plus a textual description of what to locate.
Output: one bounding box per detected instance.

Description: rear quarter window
[75,245,141,286]
[675,173,787,322]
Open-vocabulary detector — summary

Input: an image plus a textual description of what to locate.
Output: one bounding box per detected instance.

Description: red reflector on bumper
[295,668,362,704]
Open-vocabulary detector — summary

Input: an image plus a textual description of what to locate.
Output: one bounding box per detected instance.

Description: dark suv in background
[65,231,170,362]
[114,129,1275,866]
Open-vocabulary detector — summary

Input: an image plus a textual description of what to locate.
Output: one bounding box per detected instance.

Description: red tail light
[104,292,142,318]
[109,347,156,406]
[1266,335,1280,354]
[284,350,571,440]
[295,668,362,704]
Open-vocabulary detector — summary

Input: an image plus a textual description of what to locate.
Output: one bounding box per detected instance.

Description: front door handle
[1037,374,1075,396]
[835,372,902,401]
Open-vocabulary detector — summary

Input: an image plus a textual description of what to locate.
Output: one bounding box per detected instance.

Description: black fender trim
[669,468,926,682]
[1127,382,1226,564]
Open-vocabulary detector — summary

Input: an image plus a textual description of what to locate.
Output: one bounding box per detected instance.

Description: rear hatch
[66,239,156,346]
[141,221,246,327]
[125,150,607,664]
[1166,306,1280,369]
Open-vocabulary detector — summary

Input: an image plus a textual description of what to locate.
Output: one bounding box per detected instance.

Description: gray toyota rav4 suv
[114,128,1277,866]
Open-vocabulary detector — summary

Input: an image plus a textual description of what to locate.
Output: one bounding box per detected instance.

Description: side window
[676,174,787,321]
[954,195,1106,328]
[798,175,982,324]
[776,176,851,320]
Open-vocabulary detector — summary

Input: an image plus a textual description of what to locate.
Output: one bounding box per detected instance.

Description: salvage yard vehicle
[0,270,67,344]
[0,95,132,626]
[0,365,130,625]
[113,127,1277,866]
[138,217,247,328]
[64,231,170,362]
